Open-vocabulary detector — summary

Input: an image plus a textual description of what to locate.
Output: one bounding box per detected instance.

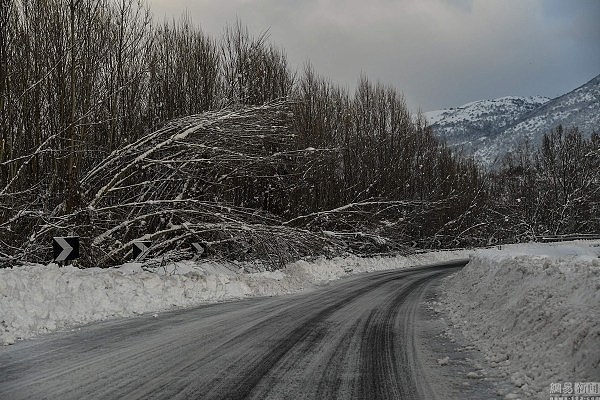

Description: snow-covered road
[0,261,492,400]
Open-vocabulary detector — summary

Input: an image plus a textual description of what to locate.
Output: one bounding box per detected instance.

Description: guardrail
[539,234,600,243]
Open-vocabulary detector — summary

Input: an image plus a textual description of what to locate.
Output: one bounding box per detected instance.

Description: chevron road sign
[132,241,152,261]
[53,237,80,262]
[192,242,205,257]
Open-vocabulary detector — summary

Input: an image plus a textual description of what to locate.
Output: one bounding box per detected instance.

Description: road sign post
[132,241,152,261]
[192,242,205,260]
[53,237,80,263]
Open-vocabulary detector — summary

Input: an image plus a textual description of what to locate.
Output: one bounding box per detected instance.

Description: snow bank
[441,241,600,400]
[0,250,470,345]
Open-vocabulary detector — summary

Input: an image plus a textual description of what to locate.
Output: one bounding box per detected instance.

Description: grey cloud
[146,0,600,111]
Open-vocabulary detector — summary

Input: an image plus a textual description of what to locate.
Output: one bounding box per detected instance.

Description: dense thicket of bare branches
[0,0,290,210]
[489,127,600,242]
[1,0,598,267]
[3,101,344,266]
[287,67,486,247]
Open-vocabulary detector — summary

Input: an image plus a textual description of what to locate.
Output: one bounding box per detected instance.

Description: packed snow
[4,240,599,400]
[0,250,469,345]
[440,241,600,400]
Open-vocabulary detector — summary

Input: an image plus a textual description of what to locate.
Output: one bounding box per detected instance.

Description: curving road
[0,261,469,400]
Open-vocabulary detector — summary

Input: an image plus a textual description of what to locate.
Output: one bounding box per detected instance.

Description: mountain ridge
[425,74,600,165]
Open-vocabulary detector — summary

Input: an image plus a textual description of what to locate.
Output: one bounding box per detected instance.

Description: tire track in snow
[0,263,464,400]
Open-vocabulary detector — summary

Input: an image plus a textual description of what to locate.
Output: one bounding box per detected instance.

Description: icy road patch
[0,250,468,345]
[440,241,600,400]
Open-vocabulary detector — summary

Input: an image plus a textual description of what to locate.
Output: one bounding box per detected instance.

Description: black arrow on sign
[53,237,80,262]
[132,241,152,261]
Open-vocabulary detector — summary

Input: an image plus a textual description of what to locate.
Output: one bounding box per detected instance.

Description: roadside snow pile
[0,249,470,345]
[441,241,600,400]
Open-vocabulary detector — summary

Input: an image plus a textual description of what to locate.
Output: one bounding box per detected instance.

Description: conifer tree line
[0,0,598,266]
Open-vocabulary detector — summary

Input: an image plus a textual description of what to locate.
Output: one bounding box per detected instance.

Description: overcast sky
[146,0,600,111]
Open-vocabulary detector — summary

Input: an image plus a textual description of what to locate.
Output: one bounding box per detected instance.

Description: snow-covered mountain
[425,96,550,146]
[425,74,600,166]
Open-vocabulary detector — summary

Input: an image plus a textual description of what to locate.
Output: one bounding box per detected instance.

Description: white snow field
[0,250,469,345]
[2,241,598,399]
[441,241,600,400]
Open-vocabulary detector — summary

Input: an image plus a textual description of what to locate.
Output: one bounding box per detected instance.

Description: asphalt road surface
[0,261,475,400]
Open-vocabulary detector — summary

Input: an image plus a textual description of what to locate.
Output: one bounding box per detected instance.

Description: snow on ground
[5,239,597,399]
[440,241,600,400]
[0,250,470,345]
